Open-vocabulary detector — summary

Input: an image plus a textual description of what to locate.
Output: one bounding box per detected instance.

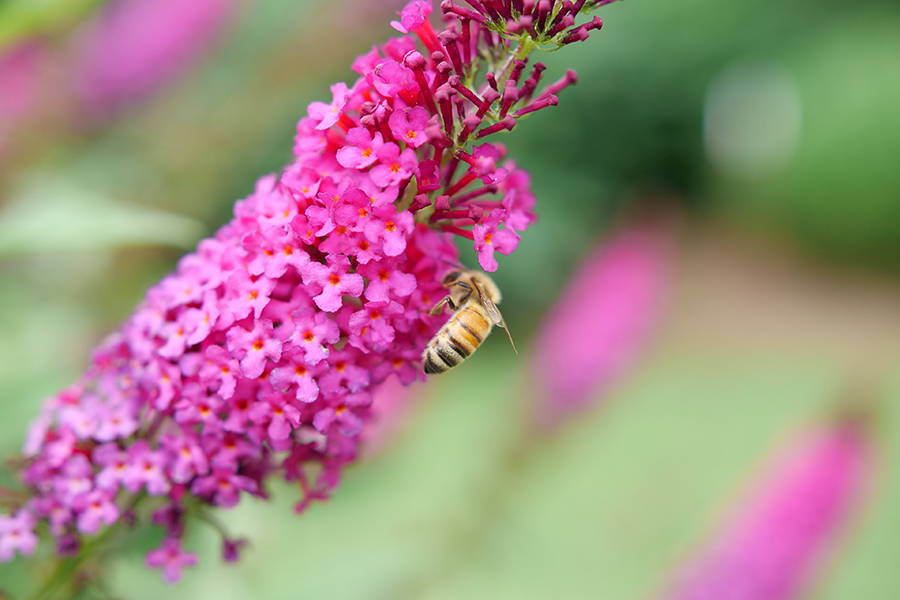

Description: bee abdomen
[422,306,491,375]
[423,349,448,374]
[447,334,471,358]
[423,344,459,374]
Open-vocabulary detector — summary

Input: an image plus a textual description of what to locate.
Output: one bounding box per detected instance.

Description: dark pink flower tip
[222,537,248,563]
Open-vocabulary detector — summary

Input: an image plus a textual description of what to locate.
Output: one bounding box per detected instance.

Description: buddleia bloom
[73,0,240,115]
[531,215,672,430]
[0,0,610,583]
[660,416,872,600]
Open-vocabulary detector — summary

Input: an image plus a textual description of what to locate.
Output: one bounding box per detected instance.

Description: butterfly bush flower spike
[0,41,47,155]
[532,217,671,430]
[74,0,239,115]
[0,0,612,583]
[661,417,871,600]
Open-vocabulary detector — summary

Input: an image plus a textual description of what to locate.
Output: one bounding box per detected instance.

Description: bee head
[441,270,463,287]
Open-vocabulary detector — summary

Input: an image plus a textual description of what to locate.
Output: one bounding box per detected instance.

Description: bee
[423,269,517,375]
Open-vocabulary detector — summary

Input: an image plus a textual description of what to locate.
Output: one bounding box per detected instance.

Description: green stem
[414,203,436,225]
[496,37,537,91]
[395,179,420,212]
[191,505,230,540]
[28,494,145,600]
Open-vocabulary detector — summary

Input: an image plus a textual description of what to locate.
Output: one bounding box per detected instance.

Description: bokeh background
[1,0,899,598]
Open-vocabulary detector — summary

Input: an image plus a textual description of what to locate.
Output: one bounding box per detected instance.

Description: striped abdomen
[423,301,492,374]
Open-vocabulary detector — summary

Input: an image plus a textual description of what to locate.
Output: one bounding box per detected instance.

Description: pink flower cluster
[1,0,607,582]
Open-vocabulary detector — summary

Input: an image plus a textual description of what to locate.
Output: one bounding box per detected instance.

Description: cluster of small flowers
[0,0,607,582]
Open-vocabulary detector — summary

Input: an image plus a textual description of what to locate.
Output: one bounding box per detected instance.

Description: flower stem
[496,37,537,91]
[28,494,145,600]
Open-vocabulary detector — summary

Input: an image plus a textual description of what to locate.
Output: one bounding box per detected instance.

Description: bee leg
[429,296,453,315]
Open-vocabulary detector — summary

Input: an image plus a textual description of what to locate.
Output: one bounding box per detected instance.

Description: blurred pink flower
[662,419,871,600]
[72,0,239,115]
[0,41,46,151]
[531,219,672,430]
[145,537,198,583]
[362,376,419,458]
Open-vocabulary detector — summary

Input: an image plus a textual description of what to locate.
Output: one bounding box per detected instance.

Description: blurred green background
[1,0,899,598]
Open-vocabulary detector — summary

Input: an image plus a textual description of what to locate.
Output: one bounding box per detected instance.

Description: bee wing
[471,280,518,355]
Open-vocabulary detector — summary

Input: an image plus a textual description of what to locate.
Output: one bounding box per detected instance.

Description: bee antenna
[437,255,466,270]
[502,323,518,355]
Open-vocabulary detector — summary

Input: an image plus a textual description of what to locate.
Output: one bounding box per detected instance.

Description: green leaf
[0,177,205,255]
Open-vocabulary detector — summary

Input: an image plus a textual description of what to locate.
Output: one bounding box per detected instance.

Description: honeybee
[423,269,517,375]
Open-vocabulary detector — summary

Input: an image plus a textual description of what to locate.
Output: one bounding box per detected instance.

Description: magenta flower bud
[73,0,238,115]
[538,69,578,101]
[532,220,671,430]
[661,418,872,600]
[221,536,247,563]
[514,94,559,117]
[55,533,80,557]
